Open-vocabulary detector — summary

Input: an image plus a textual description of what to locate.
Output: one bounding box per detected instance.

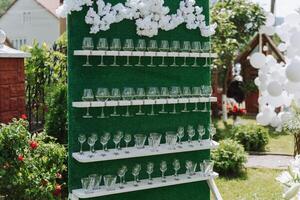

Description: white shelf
[72,172,219,199]
[74,50,217,58]
[72,140,219,163]
[72,97,217,108]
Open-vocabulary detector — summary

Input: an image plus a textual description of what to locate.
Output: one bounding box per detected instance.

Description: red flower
[232,105,239,113]
[21,114,27,120]
[18,154,24,162]
[53,184,62,196]
[29,141,38,150]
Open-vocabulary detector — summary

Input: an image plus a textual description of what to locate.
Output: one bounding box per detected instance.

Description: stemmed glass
[192,87,201,112]
[169,86,181,114]
[191,41,201,67]
[96,88,110,118]
[91,133,98,153]
[117,167,126,189]
[100,135,108,156]
[147,87,159,116]
[132,164,141,186]
[110,88,121,117]
[160,161,167,182]
[82,89,94,118]
[209,125,216,143]
[78,134,86,154]
[113,134,121,155]
[136,88,146,115]
[187,125,195,147]
[82,37,94,67]
[147,40,158,67]
[135,39,146,66]
[97,38,108,67]
[181,41,191,67]
[185,160,194,178]
[124,134,132,153]
[146,162,154,184]
[198,125,206,145]
[116,131,124,150]
[202,85,212,112]
[177,126,185,148]
[203,42,211,68]
[87,136,96,157]
[110,38,121,67]
[170,41,180,67]
[159,40,169,67]
[173,159,181,180]
[123,39,134,66]
[182,87,191,112]
[122,87,135,117]
[159,87,169,114]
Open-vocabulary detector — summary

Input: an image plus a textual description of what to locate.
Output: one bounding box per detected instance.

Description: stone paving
[246,154,294,169]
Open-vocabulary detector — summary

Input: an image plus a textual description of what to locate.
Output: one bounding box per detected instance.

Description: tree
[211,0,266,95]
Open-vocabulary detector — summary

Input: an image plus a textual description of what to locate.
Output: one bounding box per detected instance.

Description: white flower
[283,183,300,200]
[277,171,293,185]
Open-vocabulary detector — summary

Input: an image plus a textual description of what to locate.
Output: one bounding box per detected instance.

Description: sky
[250,0,300,17]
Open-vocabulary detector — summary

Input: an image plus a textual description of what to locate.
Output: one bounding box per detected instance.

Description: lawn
[215,168,283,200]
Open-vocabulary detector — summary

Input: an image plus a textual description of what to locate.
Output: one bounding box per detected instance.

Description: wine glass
[103,132,111,150]
[96,88,110,118]
[159,40,169,67]
[147,40,158,67]
[136,88,146,115]
[87,136,96,157]
[187,125,195,147]
[170,40,180,67]
[169,86,181,114]
[82,89,94,118]
[198,125,206,145]
[177,126,185,148]
[146,162,154,184]
[191,41,201,67]
[82,37,94,67]
[173,159,181,180]
[135,39,146,66]
[91,133,98,153]
[192,87,201,112]
[117,167,126,189]
[123,39,134,66]
[181,41,191,67]
[116,131,124,150]
[100,135,108,156]
[78,134,86,154]
[160,161,167,182]
[132,164,141,186]
[159,87,169,114]
[203,42,211,68]
[110,38,121,67]
[97,38,108,67]
[110,88,121,117]
[122,87,135,117]
[121,165,128,185]
[182,87,191,112]
[209,125,216,143]
[185,160,193,178]
[202,85,212,112]
[124,134,132,153]
[113,134,121,155]
[147,87,159,116]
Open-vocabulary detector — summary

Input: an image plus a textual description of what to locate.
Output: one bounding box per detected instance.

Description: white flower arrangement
[57,0,217,37]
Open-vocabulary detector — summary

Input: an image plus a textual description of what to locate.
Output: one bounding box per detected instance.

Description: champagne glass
[122,165,128,185]
[124,133,132,153]
[110,88,121,117]
[170,40,180,67]
[191,41,201,67]
[136,88,146,115]
[209,125,216,143]
[113,134,121,155]
[96,88,110,118]
[159,40,169,67]
[110,38,121,67]
[87,136,96,157]
[173,159,181,180]
[203,42,211,68]
[123,39,134,66]
[159,87,169,114]
[187,125,195,147]
[147,40,158,67]
[100,135,108,156]
[147,87,159,116]
[103,132,111,150]
[82,89,94,118]
[135,39,146,66]
[132,164,141,186]
[117,167,126,189]
[202,85,212,112]
[181,41,191,67]
[78,134,86,154]
[91,133,98,153]
[182,87,191,112]
[122,87,135,117]
[177,126,185,148]
[169,86,181,114]
[192,87,201,112]
[160,161,167,182]
[198,125,206,145]
[97,38,108,67]
[146,162,154,184]
[82,37,94,67]
[117,131,124,150]
[185,160,193,178]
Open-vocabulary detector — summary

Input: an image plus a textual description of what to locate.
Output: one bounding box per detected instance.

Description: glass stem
[184,103,187,111]
[86,107,90,116]
[126,56,130,65]
[161,57,165,65]
[173,104,176,113]
[101,107,105,118]
[161,104,165,112]
[172,57,176,66]
[138,105,142,113]
[193,57,197,66]
[194,103,198,111]
[113,106,117,115]
[113,56,117,65]
[183,57,187,66]
[151,105,154,115]
[126,106,130,116]
[148,174,151,181]
[86,55,90,65]
[138,56,141,65]
[80,143,83,154]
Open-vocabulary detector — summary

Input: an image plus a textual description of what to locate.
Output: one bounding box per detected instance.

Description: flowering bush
[283,110,300,156]
[0,118,67,199]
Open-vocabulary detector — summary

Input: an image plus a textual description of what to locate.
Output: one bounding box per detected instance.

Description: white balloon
[286,58,300,82]
[285,13,300,25]
[256,113,270,126]
[270,115,281,128]
[267,81,282,97]
[250,52,266,69]
[260,25,275,36]
[265,12,275,26]
[254,77,260,86]
[290,31,300,49]
[279,111,293,123]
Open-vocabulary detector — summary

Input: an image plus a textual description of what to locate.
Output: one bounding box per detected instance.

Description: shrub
[45,84,68,144]
[231,124,269,152]
[0,118,67,199]
[212,139,247,176]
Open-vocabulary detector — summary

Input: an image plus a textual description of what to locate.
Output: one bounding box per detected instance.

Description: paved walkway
[246,154,294,169]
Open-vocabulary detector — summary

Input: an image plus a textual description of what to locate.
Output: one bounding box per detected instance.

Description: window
[22,12,31,24]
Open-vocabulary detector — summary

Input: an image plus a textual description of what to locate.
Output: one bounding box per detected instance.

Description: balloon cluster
[251,12,300,129]
[57,0,216,37]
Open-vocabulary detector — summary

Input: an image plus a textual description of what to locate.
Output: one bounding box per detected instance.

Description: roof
[0,44,30,58]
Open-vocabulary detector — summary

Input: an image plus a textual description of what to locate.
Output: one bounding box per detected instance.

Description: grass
[215,168,283,200]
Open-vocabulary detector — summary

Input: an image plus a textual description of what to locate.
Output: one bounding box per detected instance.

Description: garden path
[246,154,293,169]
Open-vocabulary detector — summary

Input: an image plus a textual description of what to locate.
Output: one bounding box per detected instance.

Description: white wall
[0,0,60,49]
